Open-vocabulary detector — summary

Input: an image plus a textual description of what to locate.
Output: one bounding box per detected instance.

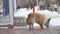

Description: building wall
[17,0,31,8]
[0,0,3,9]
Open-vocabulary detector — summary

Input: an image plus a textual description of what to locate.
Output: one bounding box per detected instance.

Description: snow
[14,6,60,26]
[14,8,33,17]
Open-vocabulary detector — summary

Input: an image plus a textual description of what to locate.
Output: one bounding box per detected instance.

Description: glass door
[0,0,9,22]
[0,0,13,27]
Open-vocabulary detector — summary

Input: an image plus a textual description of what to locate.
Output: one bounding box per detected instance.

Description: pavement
[0,26,60,34]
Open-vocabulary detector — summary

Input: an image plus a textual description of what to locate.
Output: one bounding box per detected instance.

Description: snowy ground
[14,6,60,26]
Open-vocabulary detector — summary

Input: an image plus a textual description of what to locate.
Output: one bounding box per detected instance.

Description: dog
[26,13,51,29]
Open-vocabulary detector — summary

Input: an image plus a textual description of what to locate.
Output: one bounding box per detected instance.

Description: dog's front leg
[40,23,43,29]
[29,25,31,30]
[29,24,34,30]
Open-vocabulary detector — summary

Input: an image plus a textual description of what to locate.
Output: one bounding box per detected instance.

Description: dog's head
[45,18,51,28]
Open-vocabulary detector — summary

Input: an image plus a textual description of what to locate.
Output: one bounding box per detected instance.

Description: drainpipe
[32,0,35,13]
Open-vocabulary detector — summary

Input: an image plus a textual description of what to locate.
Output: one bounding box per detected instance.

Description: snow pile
[14,8,34,17]
[50,18,60,26]
[36,10,60,19]
[14,7,60,26]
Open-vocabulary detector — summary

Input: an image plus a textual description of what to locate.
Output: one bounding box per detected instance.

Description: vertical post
[9,0,13,25]
[56,0,59,13]
[36,0,38,6]
[14,0,17,12]
[32,0,35,13]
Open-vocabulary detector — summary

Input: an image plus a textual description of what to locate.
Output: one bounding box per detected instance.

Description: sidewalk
[0,26,60,34]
